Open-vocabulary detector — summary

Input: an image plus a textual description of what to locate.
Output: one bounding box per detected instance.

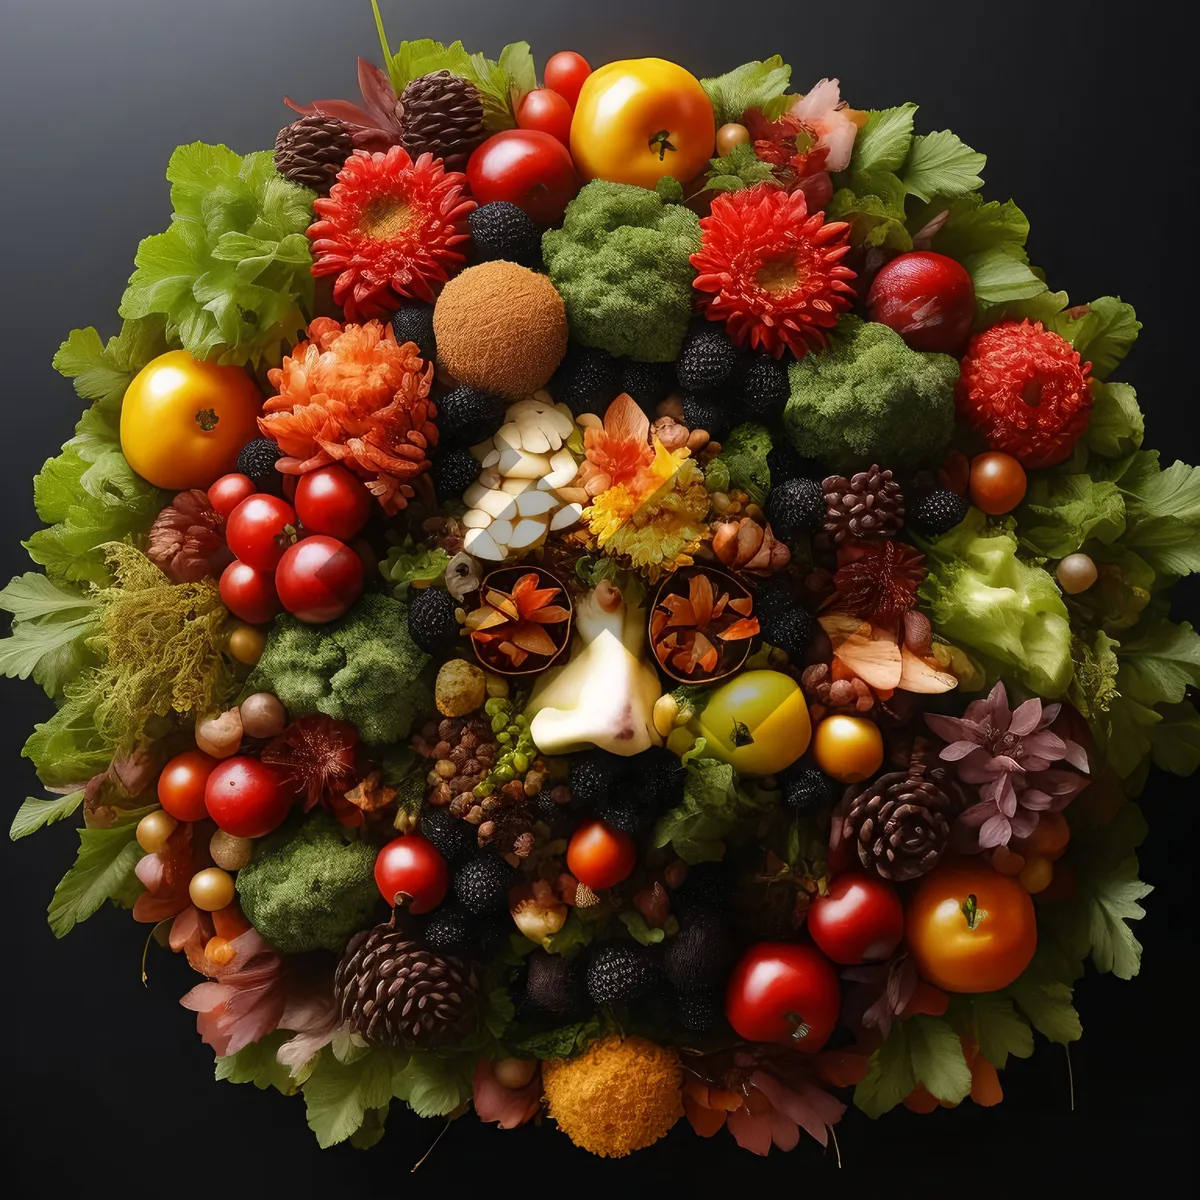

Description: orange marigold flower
[259,316,437,514]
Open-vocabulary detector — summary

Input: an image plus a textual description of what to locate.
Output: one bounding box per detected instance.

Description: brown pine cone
[396,71,487,171]
[823,465,904,543]
[840,763,962,882]
[274,115,355,193]
[334,915,478,1047]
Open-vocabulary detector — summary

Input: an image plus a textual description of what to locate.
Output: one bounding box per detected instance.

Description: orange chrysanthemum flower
[259,316,437,514]
[307,146,474,320]
[579,393,656,493]
[690,184,856,359]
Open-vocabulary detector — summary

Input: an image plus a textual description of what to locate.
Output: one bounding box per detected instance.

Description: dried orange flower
[651,571,758,677]
[466,572,572,669]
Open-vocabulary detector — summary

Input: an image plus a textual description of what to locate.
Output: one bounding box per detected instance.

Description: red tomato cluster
[212,464,369,626]
[157,748,292,840]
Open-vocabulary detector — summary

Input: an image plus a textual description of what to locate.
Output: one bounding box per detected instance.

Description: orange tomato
[968,451,1027,515]
[905,861,1037,993]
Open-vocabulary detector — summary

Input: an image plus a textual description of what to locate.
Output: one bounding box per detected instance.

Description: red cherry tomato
[467,130,579,226]
[274,535,364,624]
[219,559,281,625]
[544,51,592,108]
[204,756,291,838]
[374,835,449,913]
[225,493,295,572]
[806,873,904,964]
[294,465,372,540]
[566,819,636,890]
[867,251,976,354]
[517,88,574,148]
[969,451,1027,515]
[725,942,841,1051]
[157,749,219,822]
[207,473,257,518]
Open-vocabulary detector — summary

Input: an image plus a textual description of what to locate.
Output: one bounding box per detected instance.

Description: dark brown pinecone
[823,465,905,543]
[840,762,961,882]
[396,71,487,171]
[274,115,355,193]
[334,915,479,1047]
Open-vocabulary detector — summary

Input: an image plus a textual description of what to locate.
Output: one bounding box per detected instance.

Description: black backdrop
[1,0,1195,1188]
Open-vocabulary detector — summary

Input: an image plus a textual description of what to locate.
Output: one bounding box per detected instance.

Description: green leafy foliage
[1048,297,1141,380]
[705,423,773,503]
[704,143,778,193]
[827,175,912,253]
[392,1050,474,1118]
[47,807,151,937]
[901,130,986,202]
[243,593,432,745]
[850,105,917,174]
[1006,949,1083,1044]
[653,757,776,862]
[9,791,84,841]
[302,1045,396,1149]
[119,143,315,367]
[1085,382,1144,458]
[0,574,99,697]
[543,181,702,362]
[1016,472,1126,559]
[378,537,450,601]
[22,695,112,788]
[854,1015,971,1117]
[700,57,792,126]
[784,318,958,472]
[508,1016,602,1060]
[215,1032,299,1094]
[947,994,1033,1068]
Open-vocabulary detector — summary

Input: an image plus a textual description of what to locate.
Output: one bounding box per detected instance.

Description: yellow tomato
[570,58,716,189]
[812,715,884,783]
[120,350,263,489]
[695,670,810,776]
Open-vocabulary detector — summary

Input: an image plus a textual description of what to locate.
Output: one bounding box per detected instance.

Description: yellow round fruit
[695,670,810,776]
[189,866,236,912]
[812,715,884,783]
[120,350,263,489]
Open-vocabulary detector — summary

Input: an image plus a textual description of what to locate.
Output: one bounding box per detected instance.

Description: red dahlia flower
[307,146,474,320]
[690,185,856,359]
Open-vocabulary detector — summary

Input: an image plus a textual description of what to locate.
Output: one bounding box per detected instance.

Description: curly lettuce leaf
[23,690,113,788]
[1048,297,1141,381]
[946,994,1033,1069]
[653,757,776,863]
[900,129,986,202]
[1085,381,1144,458]
[302,1045,395,1148]
[9,791,85,841]
[0,573,100,697]
[1015,471,1125,559]
[700,57,792,126]
[120,143,314,367]
[849,105,916,174]
[378,537,450,600]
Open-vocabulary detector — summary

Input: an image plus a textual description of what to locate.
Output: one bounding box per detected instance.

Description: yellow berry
[1056,553,1098,595]
[189,866,236,912]
[204,936,237,966]
[1018,856,1054,894]
[228,622,268,665]
[716,122,750,156]
[812,715,884,783]
[493,1057,538,1089]
[136,809,178,854]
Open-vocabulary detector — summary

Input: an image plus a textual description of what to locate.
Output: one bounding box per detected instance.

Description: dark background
[1,0,1194,1188]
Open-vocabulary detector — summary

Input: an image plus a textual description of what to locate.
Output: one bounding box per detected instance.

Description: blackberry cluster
[910,489,970,537]
[548,344,620,417]
[675,323,741,391]
[619,358,675,414]
[522,951,585,1016]
[780,765,839,814]
[406,587,459,654]
[236,439,285,495]
[431,445,481,503]
[453,853,514,915]
[767,477,825,540]
[586,943,656,1005]
[437,385,507,445]
[734,351,790,421]
[468,201,542,269]
[681,392,732,440]
[570,747,683,833]
[390,302,437,362]
[754,577,815,660]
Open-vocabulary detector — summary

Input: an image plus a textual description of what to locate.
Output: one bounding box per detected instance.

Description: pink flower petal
[1009,809,1038,839]
[979,813,1012,848]
[939,740,982,761]
[958,800,997,828]
[727,1107,775,1156]
[1008,697,1044,736]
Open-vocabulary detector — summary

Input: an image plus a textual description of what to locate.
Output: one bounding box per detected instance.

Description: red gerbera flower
[956,320,1093,468]
[307,146,474,320]
[690,185,856,359]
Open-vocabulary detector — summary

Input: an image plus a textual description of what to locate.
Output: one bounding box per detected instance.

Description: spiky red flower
[307,146,474,320]
[690,184,856,359]
[834,539,926,622]
[956,320,1092,468]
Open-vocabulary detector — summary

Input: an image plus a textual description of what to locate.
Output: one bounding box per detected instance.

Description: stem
[370,0,395,85]
[784,1010,812,1044]
[195,408,219,432]
[411,1119,452,1172]
[648,129,678,162]
[962,893,982,929]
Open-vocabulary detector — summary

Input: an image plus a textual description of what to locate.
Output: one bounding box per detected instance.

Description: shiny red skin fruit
[544,51,592,108]
[219,559,282,625]
[466,130,580,226]
[517,88,574,148]
[374,835,450,914]
[204,756,292,839]
[806,873,905,965]
[157,749,219,822]
[867,251,976,354]
[725,941,842,1050]
[294,464,372,541]
[225,493,296,572]
[207,473,257,518]
[274,535,364,624]
[566,819,637,890]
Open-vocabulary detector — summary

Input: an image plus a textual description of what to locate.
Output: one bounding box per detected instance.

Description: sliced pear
[543,447,579,490]
[518,423,552,454]
[462,482,489,508]
[478,466,501,489]
[488,519,514,546]
[497,447,551,478]
[495,424,522,451]
[500,476,535,496]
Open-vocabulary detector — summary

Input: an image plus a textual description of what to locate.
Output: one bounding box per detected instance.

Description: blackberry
[767,477,825,540]
[419,805,475,863]
[681,392,732,439]
[675,324,740,391]
[468,201,542,269]
[673,863,733,925]
[569,749,620,810]
[759,604,814,661]
[437,385,506,445]
[390,301,437,362]
[781,766,839,815]
[406,587,459,654]
[432,444,481,503]
[753,575,795,620]
[585,943,656,1006]
[618,358,676,414]
[910,489,970,537]
[237,439,285,495]
[453,853,514,915]
[423,905,475,952]
[523,950,584,1016]
[662,923,732,992]
[676,988,720,1033]
[590,747,682,833]
[548,344,620,417]
[766,443,815,486]
[734,351,790,421]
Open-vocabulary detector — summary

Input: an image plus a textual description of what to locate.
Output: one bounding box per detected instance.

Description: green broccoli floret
[706,422,773,504]
[242,592,431,744]
[542,181,701,362]
[236,813,382,954]
[783,319,959,472]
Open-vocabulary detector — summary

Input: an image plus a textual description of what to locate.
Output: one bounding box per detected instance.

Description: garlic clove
[462,507,492,529]
[464,526,505,560]
[516,489,557,517]
[550,502,584,531]
[508,517,549,551]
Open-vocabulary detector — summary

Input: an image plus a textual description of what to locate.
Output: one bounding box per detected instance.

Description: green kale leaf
[0,573,100,697]
[700,57,792,126]
[9,791,84,841]
[302,1045,395,1148]
[1048,297,1141,381]
[704,143,779,193]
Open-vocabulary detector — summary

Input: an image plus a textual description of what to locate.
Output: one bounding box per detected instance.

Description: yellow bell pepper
[569,58,716,190]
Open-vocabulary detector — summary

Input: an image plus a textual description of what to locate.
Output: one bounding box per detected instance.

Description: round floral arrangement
[4,7,1198,1160]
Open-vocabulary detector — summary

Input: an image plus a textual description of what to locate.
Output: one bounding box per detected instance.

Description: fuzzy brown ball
[433,261,568,400]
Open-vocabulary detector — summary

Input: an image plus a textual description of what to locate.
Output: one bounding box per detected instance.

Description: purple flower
[925,681,1089,851]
